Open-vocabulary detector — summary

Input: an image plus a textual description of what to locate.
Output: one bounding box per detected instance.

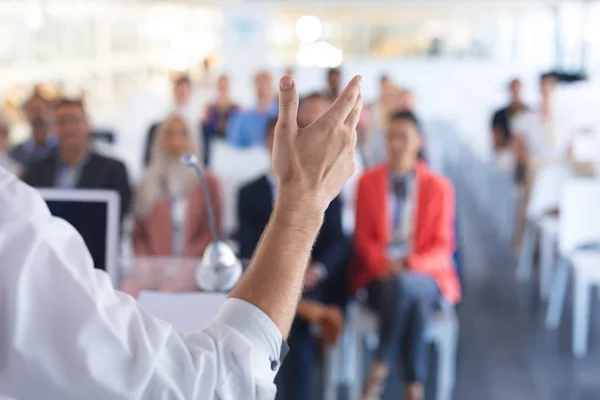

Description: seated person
[133,114,222,257]
[202,74,240,166]
[143,75,203,166]
[10,92,57,167]
[227,71,278,148]
[22,98,131,220]
[352,111,461,400]
[237,118,348,400]
[0,115,22,176]
[491,78,528,152]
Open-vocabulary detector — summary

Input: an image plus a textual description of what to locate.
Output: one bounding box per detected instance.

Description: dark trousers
[367,273,440,383]
[275,317,314,400]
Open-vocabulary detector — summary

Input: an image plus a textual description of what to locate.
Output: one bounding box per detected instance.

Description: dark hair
[173,74,192,86]
[389,110,426,161]
[327,68,341,77]
[380,74,390,84]
[266,117,278,137]
[56,98,86,113]
[509,78,521,87]
[389,111,422,134]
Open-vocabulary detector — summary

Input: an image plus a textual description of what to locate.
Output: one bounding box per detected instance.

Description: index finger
[320,75,362,126]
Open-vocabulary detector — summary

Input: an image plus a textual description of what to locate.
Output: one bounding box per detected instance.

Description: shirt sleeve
[0,168,285,400]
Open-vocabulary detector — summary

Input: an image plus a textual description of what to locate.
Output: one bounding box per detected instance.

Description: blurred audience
[144,75,202,166]
[133,115,221,257]
[324,67,342,103]
[202,74,240,165]
[352,111,460,400]
[0,115,22,176]
[364,82,417,166]
[237,118,348,400]
[10,92,57,167]
[22,98,131,219]
[512,73,562,250]
[227,71,278,148]
[491,78,528,151]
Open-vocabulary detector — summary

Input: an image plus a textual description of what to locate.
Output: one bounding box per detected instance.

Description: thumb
[277,76,299,130]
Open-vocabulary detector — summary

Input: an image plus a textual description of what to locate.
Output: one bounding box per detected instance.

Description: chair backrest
[527,164,574,219]
[211,141,270,236]
[559,179,600,255]
[138,291,227,333]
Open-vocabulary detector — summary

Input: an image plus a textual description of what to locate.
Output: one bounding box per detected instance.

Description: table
[120,256,227,333]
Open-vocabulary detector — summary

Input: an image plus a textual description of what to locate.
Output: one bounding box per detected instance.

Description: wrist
[273,185,326,230]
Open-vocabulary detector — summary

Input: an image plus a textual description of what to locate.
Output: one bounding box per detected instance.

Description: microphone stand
[181,154,242,292]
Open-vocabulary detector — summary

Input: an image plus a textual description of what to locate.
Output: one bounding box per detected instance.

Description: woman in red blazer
[353,111,460,400]
[133,114,222,257]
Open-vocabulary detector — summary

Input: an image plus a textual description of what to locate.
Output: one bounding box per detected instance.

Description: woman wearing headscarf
[133,114,222,257]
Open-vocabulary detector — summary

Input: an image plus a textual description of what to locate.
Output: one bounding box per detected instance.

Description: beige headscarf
[134,114,203,218]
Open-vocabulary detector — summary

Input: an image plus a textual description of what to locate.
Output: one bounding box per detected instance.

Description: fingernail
[280,76,293,90]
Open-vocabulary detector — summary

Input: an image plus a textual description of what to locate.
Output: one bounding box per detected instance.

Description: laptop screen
[45,200,109,271]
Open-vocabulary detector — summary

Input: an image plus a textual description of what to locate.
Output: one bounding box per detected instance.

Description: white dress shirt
[512,110,570,161]
[0,167,285,400]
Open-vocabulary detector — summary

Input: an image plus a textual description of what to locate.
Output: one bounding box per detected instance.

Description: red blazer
[351,162,461,304]
[133,174,222,257]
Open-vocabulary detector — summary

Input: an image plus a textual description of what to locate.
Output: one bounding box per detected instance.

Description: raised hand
[272,75,363,211]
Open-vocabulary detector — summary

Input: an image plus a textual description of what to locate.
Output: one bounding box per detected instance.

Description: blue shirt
[227,103,278,149]
[10,136,58,166]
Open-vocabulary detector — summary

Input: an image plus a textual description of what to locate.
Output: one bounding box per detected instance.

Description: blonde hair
[134,114,203,217]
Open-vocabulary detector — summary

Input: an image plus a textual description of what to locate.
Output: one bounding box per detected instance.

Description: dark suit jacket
[22,151,132,219]
[237,175,349,301]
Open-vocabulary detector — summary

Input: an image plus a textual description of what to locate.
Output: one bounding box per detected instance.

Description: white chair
[545,179,600,357]
[210,141,270,237]
[340,300,459,400]
[516,164,574,300]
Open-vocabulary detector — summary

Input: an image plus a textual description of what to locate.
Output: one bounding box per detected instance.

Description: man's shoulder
[239,174,269,196]
[88,152,127,171]
[25,152,54,171]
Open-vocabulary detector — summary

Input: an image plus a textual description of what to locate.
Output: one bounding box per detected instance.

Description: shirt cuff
[212,298,288,377]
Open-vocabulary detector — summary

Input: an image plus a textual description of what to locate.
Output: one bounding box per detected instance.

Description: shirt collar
[389,169,414,198]
[56,151,91,171]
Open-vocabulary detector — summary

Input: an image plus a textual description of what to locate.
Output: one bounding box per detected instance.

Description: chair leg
[517,221,536,282]
[545,259,569,329]
[539,230,555,301]
[573,270,592,358]
[346,306,363,400]
[436,323,459,400]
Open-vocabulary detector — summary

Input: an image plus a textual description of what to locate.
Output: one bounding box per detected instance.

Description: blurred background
[3,0,600,399]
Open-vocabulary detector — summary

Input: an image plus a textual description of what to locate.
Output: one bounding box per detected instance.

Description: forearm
[229,193,325,338]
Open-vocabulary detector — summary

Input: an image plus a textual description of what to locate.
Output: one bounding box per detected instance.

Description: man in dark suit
[238,96,349,400]
[22,98,131,220]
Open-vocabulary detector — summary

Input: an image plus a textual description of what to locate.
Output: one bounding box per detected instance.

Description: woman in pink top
[133,114,222,257]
